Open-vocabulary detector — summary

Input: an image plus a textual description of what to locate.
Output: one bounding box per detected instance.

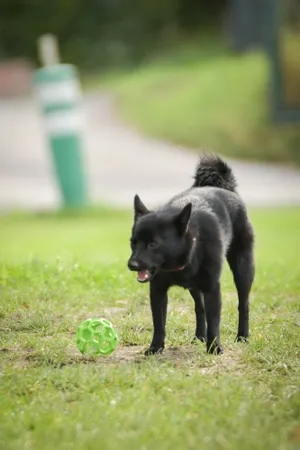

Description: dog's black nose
[128,260,140,271]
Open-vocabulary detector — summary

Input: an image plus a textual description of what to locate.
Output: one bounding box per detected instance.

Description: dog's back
[168,155,251,256]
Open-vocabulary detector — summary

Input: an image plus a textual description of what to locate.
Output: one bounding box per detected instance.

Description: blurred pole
[227,0,268,52]
[34,34,88,207]
[37,34,60,66]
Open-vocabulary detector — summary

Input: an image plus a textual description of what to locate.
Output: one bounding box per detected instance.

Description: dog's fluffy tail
[192,154,237,192]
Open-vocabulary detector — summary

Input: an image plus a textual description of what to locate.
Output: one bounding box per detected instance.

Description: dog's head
[128,195,192,283]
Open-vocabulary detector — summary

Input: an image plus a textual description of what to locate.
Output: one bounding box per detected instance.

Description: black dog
[128,155,254,355]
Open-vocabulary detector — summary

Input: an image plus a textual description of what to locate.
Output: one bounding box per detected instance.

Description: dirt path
[1,92,300,211]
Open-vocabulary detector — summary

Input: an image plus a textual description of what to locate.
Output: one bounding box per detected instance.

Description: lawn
[1,208,300,450]
[90,43,300,164]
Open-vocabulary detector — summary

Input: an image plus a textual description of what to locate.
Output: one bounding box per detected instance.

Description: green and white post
[34,35,88,207]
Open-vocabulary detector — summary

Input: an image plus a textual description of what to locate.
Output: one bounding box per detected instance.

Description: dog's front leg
[145,281,168,356]
[203,281,223,354]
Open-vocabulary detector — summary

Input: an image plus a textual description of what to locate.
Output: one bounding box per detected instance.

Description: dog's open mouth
[137,269,155,283]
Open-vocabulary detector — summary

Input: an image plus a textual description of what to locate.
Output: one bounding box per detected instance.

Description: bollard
[34,41,88,207]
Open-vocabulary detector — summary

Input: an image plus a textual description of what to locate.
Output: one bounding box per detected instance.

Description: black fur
[193,154,237,192]
[128,155,254,355]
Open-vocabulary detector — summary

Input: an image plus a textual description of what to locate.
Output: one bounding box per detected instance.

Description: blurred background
[0,0,300,211]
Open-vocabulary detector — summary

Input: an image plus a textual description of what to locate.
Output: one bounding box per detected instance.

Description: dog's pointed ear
[174,203,192,235]
[134,195,149,221]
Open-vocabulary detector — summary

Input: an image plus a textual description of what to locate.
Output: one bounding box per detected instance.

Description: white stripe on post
[37,80,81,105]
[45,110,83,136]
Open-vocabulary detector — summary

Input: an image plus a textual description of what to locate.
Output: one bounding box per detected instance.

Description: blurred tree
[177,0,226,30]
[0,0,227,69]
[284,0,300,30]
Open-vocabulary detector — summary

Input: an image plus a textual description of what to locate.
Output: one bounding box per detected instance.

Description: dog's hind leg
[189,289,206,342]
[227,231,255,342]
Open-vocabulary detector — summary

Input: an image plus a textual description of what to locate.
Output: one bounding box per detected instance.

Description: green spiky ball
[76,318,118,355]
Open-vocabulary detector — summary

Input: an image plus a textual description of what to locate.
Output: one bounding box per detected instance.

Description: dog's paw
[144,346,164,356]
[191,335,206,344]
[207,341,223,355]
[235,335,248,344]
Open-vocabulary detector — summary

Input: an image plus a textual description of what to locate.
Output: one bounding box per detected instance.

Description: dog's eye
[148,242,159,249]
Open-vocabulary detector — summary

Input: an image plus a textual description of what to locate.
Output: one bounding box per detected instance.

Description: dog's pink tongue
[138,270,150,282]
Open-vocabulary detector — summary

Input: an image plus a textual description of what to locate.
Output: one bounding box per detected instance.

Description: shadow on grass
[2,344,245,376]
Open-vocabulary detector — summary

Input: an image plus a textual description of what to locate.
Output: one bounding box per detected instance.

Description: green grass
[91,45,300,164]
[1,208,300,450]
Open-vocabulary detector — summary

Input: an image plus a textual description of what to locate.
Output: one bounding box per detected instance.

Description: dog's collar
[166,236,197,272]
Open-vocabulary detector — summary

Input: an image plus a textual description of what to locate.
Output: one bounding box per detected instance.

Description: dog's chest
[168,271,202,290]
